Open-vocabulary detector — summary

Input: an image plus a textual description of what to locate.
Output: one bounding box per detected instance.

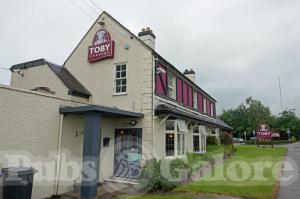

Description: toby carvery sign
[256,124,272,141]
[88,29,115,62]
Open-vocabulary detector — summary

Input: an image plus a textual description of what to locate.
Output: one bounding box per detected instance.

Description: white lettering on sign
[88,29,115,63]
[89,44,111,54]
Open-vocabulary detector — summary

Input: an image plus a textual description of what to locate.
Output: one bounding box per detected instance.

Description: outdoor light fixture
[75,130,83,137]
[103,137,110,147]
[131,120,138,126]
[98,21,105,26]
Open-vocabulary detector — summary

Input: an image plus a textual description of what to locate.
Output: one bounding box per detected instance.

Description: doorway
[114,128,142,178]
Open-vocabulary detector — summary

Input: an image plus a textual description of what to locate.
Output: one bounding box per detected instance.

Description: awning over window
[155,103,233,131]
[60,105,144,118]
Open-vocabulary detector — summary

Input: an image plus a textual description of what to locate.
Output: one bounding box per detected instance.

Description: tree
[220,97,274,137]
[272,110,300,132]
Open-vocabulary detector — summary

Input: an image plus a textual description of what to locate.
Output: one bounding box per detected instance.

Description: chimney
[138,27,156,49]
[183,69,196,82]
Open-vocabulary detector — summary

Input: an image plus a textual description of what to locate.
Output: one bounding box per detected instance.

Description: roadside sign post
[256,124,273,148]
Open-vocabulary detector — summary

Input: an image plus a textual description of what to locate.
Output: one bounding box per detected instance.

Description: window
[167,72,176,99]
[165,120,175,131]
[203,98,207,113]
[114,64,127,93]
[165,120,187,157]
[211,103,214,116]
[177,120,188,132]
[193,91,198,110]
[177,133,185,156]
[193,126,207,153]
[166,133,175,156]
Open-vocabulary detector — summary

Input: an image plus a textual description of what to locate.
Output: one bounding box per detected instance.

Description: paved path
[278,142,300,199]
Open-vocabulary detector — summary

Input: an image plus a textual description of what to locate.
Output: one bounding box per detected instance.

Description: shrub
[207,136,218,145]
[139,158,178,192]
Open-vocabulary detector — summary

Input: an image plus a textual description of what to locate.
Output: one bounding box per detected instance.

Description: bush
[169,158,187,179]
[139,158,178,192]
[207,136,218,145]
[220,133,233,145]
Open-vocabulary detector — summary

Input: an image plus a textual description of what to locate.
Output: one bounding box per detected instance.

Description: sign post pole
[256,124,272,148]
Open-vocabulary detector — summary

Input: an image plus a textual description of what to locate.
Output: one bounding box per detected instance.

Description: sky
[0,0,299,116]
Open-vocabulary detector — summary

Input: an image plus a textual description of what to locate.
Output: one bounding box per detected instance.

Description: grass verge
[117,195,208,199]
[175,145,287,199]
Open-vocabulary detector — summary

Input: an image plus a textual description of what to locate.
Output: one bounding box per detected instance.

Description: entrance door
[114,128,142,178]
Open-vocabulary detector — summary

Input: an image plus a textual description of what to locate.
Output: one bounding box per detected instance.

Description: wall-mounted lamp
[75,130,84,137]
[103,137,110,147]
[130,120,138,126]
[97,21,105,26]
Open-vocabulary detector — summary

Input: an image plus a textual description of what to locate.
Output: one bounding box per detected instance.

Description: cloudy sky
[0,0,299,116]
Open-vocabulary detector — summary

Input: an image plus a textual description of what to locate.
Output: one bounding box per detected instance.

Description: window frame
[193,126,207,153]
[114,63,127,94]
[203,98,207,114]
[167,72,176,100]
[193,90,198,110]
[164,120,187,158]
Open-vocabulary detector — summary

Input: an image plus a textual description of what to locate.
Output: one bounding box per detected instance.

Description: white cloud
[0,0,299,116]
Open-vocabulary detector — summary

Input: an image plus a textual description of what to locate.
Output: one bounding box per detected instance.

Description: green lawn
[175,145,287,199]
[118,195,208,199]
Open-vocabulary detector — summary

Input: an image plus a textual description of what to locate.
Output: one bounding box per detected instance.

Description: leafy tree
[219,97,300,138]
[272,110,300,132]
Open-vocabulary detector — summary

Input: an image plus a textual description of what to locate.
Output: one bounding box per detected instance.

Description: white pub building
[0,11,232,199]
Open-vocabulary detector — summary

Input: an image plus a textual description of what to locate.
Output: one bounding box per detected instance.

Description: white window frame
[203,98,207,113]
[211,103,214,116]
[193,91,198,110]
[164,120,188,158]
[193,125,207,153]
[114,63,127,94]
[167,72,176,100]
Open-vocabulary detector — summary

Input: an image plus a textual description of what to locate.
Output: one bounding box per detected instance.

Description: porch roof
[155,103,233,131]
[59,105,144,118]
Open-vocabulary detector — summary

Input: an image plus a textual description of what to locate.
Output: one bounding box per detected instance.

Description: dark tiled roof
[155,103,233,131]
[10,59,91,98]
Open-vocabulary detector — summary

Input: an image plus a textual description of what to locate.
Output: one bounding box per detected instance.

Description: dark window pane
[116,86,121,93]
[193,128,199,134]
[122,79,127,85]
[116,79,121,85]
[121,64,126,70]
[121,71,126,77]
[116,65,121,71]
[193,135,199,152]
[166,133,174,156]
[121,86,126,92]
[116,72,121,78]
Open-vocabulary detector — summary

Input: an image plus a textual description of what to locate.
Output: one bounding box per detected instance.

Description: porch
[56,105,144,199]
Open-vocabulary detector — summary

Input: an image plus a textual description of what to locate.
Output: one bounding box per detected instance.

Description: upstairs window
[193,91,198,110]
[168,72,176,100]
[114,64,127,93]
[203,98,207,113]
[211,103,214,116]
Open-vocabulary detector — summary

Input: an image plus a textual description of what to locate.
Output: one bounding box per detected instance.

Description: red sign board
[88,29,115,62]
[256,124,272,141]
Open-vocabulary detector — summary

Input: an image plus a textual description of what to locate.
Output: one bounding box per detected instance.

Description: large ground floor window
[193,126,207,153]
[164,120,188,157]
[166,133,175,156]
